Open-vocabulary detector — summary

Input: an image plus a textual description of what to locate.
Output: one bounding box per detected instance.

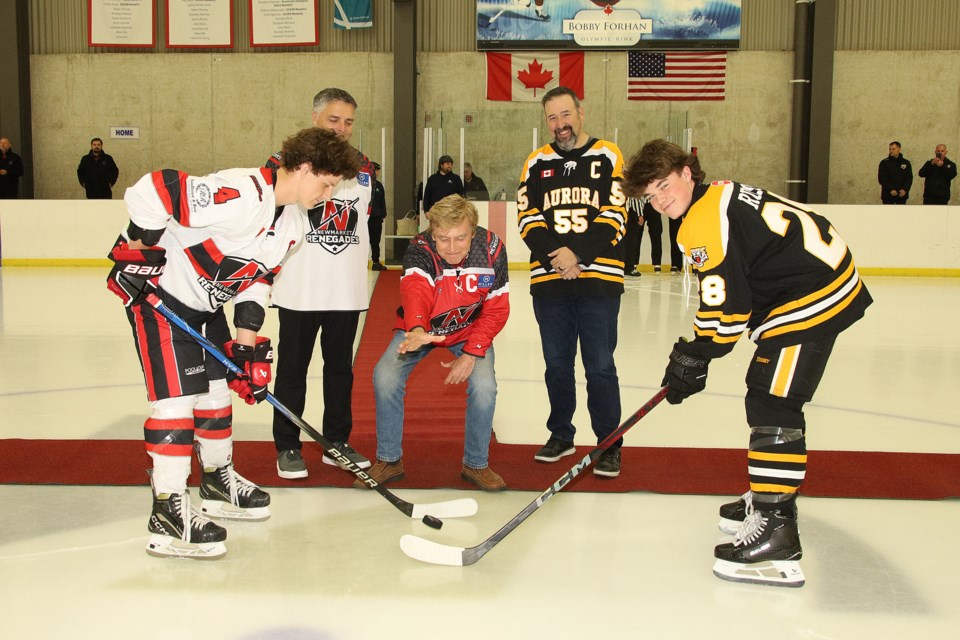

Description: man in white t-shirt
[267,88,376,479]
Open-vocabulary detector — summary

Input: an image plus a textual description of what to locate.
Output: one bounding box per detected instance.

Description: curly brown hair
[622,139,706,199]
[279,128,360,180]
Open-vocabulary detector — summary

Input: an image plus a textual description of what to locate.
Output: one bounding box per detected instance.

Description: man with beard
[422,154,464,213]
[77,137,119,199]
[517,86,627,477]
[267,88,375,479]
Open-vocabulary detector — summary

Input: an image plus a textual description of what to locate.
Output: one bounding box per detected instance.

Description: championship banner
[88,0,155,48]
[334,0,373,30]
[166,0,234,48]
[250,0,319,47]
[476,0,741,51]
[486,52,584,102]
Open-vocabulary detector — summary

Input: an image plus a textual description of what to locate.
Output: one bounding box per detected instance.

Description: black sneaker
[653,265,662,273]
[670,266,680,274]
[371,262,387,271]
[626,268,641,277]
[713,506,804,587]
[593,447,621,477]
[323,442,372,470]
[534,437,575,462]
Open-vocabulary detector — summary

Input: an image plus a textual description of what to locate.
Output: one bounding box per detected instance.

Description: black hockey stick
[399,386,669,565]
[146,294,478,521]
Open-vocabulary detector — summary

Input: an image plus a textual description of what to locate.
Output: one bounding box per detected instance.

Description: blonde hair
[427,195,478,233]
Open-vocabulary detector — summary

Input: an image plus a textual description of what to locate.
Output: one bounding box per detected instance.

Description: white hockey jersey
[121,167,306,314]
[268,151,375,311]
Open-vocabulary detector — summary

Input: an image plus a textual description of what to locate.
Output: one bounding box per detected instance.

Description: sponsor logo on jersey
[357,172,370,187]
[478,274,495,288]
[191,182,212,208]
[690,246,709,268]
[305,198,361,255]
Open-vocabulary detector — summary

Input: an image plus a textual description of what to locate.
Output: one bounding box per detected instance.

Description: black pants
[272,307,361,450]
[668,215,683,269]
[368,217,384,262]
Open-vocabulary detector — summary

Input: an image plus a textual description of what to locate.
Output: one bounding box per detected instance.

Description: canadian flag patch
[541,169,554,178]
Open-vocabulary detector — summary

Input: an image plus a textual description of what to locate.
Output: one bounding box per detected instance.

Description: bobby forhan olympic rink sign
[477,0,741,51]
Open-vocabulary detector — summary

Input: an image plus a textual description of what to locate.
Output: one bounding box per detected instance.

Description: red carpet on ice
[2,271,958,500]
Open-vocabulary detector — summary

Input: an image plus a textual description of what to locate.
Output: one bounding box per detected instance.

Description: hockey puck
[422,515,444,530]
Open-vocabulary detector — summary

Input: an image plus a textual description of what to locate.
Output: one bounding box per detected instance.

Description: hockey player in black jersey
[622,139,873,587]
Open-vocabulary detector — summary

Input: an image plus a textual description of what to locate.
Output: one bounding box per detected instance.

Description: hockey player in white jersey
[106,128,359,559]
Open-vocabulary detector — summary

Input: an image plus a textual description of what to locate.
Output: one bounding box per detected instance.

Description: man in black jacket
[369,162,388,270]
[422,155,464,212]
[0,137,24,199]
[877,141,912,204]
[918,144,956,205]
[77,137,119,199]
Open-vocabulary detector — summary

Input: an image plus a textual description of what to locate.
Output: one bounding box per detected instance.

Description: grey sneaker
[323,442,372,470]
[277,449,308,479]
[593,447,621,478]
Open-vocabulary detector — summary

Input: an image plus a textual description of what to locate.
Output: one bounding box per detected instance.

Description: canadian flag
[486,52,585,102]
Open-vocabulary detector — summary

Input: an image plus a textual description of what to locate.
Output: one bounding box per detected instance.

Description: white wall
[2,200,958,274]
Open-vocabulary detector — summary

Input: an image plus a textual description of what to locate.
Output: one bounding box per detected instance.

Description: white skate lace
[733,506,768,547]
[173,492,210,542]
[221,466,258,504]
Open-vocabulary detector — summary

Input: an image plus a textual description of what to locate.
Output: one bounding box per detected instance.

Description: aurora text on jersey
[517,139,627,297]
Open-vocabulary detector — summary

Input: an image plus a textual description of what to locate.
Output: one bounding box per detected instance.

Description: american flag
[627,51,727,101]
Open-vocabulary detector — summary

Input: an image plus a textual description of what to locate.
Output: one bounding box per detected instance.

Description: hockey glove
[106,243,166,307]
[224,338,273,405]
[661,338,709,405]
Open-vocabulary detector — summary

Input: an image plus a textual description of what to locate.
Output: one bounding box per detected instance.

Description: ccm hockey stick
[400,386,669,565]
[147,294,478,522]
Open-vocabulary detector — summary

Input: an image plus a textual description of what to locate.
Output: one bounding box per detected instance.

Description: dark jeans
[532,295,622,446]
[272,307,360,450]
[368,217,384,261]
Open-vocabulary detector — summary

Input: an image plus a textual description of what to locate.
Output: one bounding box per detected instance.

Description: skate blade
[712,558,805,588]
[146,534,226,560]
[200,500,271,521]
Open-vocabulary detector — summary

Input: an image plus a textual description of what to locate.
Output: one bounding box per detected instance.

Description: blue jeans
[373,331,497,468]
[532,295,622,446]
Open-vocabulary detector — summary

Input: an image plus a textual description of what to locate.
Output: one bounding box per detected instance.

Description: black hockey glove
[225,338,273,405]
[661,338,709,405]
[106,242,166,307]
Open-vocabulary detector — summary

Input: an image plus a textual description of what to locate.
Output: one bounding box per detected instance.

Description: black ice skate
[713,506,804,588]
[146,491,227,560]
[199,464,272,521]
[718,491,799,535]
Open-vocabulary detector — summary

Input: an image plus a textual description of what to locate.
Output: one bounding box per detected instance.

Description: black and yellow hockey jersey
[678,181,873,359]
[517,138,627,298]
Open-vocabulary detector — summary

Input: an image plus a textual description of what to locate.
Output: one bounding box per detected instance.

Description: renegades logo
[194,255,269,306]
[305,198,361,255]
[430,301,482,336]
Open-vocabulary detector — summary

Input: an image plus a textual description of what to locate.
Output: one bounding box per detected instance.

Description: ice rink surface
[1,267,958,639]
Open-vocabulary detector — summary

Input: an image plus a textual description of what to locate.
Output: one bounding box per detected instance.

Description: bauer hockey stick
[147,294,478,522]
[399,386,669,565]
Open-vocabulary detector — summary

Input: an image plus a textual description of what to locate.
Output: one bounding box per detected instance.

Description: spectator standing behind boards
[422,154,464,212]
[877,141,912,204]
[0,137,25,199]
[77,137,119,199]
[463,162,489,201]
[267,87,376,480]
[356,195,510,492]
[517,86,627,478]
[369,162,388,270]
[918,144,957,205]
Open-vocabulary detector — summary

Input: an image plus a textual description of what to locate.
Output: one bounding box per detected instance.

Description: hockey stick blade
[487,8,507,25]
[146,294,478,521]
[399,387,669,566]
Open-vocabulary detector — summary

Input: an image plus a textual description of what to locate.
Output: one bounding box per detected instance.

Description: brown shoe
[353,458,405,489]
[461,465,507,492]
